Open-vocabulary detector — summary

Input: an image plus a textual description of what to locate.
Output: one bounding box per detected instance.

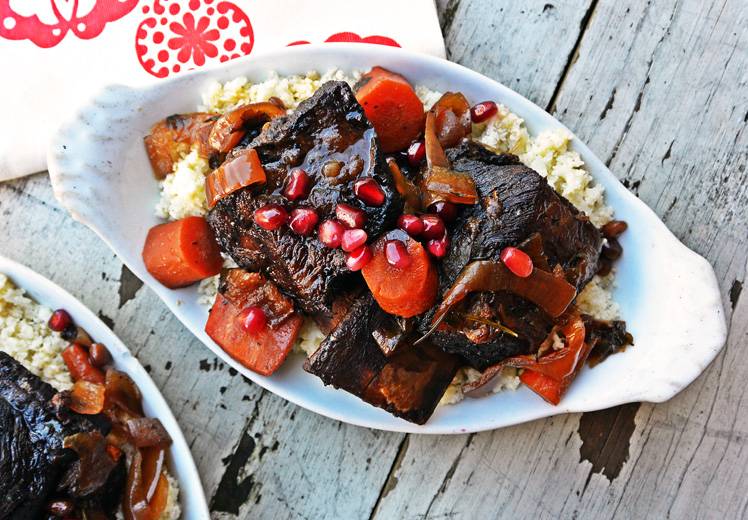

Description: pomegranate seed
[48,309,72,332]
[288,207,319,235]
[471,101,499,123]
[421,214,446,240]
[353,178,386,206]
[346,245,373,271]
[318,219,345,248]
[426,233,450,258]
[335,203,367,229]
[385,240,412,268]
[429,201,458,222]
[253,204,288,230]
[284,169,312,202]
[239,306,267,332]
[89,343,112,369]
[501,247,533,278]
[397,214,424,236]
[407,141,426,167]
[341,229,368,252]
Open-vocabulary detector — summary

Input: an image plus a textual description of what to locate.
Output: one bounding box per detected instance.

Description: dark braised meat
[303,294,459,424]
[415,141,604,370]
[582,314,634,367]
[209,81,403,313]
[0,352,123,520]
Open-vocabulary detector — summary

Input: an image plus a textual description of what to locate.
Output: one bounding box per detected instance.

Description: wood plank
[0,174,404,519]
[372,0,748,518]
[436,0,595,108]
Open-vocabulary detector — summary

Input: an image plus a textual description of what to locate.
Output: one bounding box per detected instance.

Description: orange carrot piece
[69,380,106,414]
[143,113,217,180]
[62,343,106,384]
[205,148,266,207]
[142,216,224,289]
[362,230,438,318]
[205,293,304,376]
[355,67,424,153]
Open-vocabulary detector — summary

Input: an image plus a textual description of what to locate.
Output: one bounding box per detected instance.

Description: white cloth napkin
[0,0,445,181]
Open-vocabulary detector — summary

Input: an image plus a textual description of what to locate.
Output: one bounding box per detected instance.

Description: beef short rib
[304,294,459,424]
[417,141,604,370]
[0,351,121,519]
[209,81,403,313]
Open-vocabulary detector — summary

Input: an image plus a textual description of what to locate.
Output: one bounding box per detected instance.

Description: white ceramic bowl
[0,255,210,518]
[47,44,727,434]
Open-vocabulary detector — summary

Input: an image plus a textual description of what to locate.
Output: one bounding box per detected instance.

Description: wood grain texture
[436,0,595,108]
[1,0,746,517]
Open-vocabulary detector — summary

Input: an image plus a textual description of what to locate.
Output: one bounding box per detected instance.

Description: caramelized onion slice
[208,102,286,153]
[421,260,576,342]
[386,157,421,212]
[424,111,449,170]
[430,92,472,149]
[124,447,169,520]
[422,111,477,207]
[105,369,144,418]
[205,148,267,207]
[127,417,173,448]
[421,166,478,206]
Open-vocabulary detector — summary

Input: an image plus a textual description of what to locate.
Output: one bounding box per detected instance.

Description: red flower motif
[167,12,219,66]
[0,0,138,48]
[136,1,254,78]
[287,32,401,48]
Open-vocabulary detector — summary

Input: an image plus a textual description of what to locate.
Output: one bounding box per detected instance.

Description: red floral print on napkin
[0,0,138,48]
[136,0,253,78]
[287,32,401,48]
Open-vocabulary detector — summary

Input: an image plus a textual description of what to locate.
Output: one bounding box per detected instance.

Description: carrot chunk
[142,216,224,289]
[355,67,425,153]
[362,230,438,318]
[205,293,304,376]
[62,343,106,384]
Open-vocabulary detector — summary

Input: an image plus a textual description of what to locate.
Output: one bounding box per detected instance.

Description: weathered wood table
[2,0,746,517]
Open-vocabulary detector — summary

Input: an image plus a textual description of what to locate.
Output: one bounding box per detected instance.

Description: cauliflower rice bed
[157,69,621,405]
[0,274,181,520]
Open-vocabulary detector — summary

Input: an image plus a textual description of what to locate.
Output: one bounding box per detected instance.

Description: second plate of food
[48,44,726,433]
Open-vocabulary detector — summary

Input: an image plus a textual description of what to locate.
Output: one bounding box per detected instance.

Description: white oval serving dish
[47,44,727,434]
[0,255,210,518]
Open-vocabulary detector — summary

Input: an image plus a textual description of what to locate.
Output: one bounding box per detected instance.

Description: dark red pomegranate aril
[501,246,533,278]
[397,214,424,236]
[346,245,373,271]
[426,233,450,258]
[239,306,267,332]
[385,240,412,268]
[288,207,319,236]
[253,204,288,230]
[284,169,312,202]
[335,203,367,229]
[353,178,386,206]
[318,219,345,248]
[471,101,498,123]
[341,229,368,252]
[407,140,426,167]
[48,309,72,332]
[428,201,458,222]
[420,214,446,240]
